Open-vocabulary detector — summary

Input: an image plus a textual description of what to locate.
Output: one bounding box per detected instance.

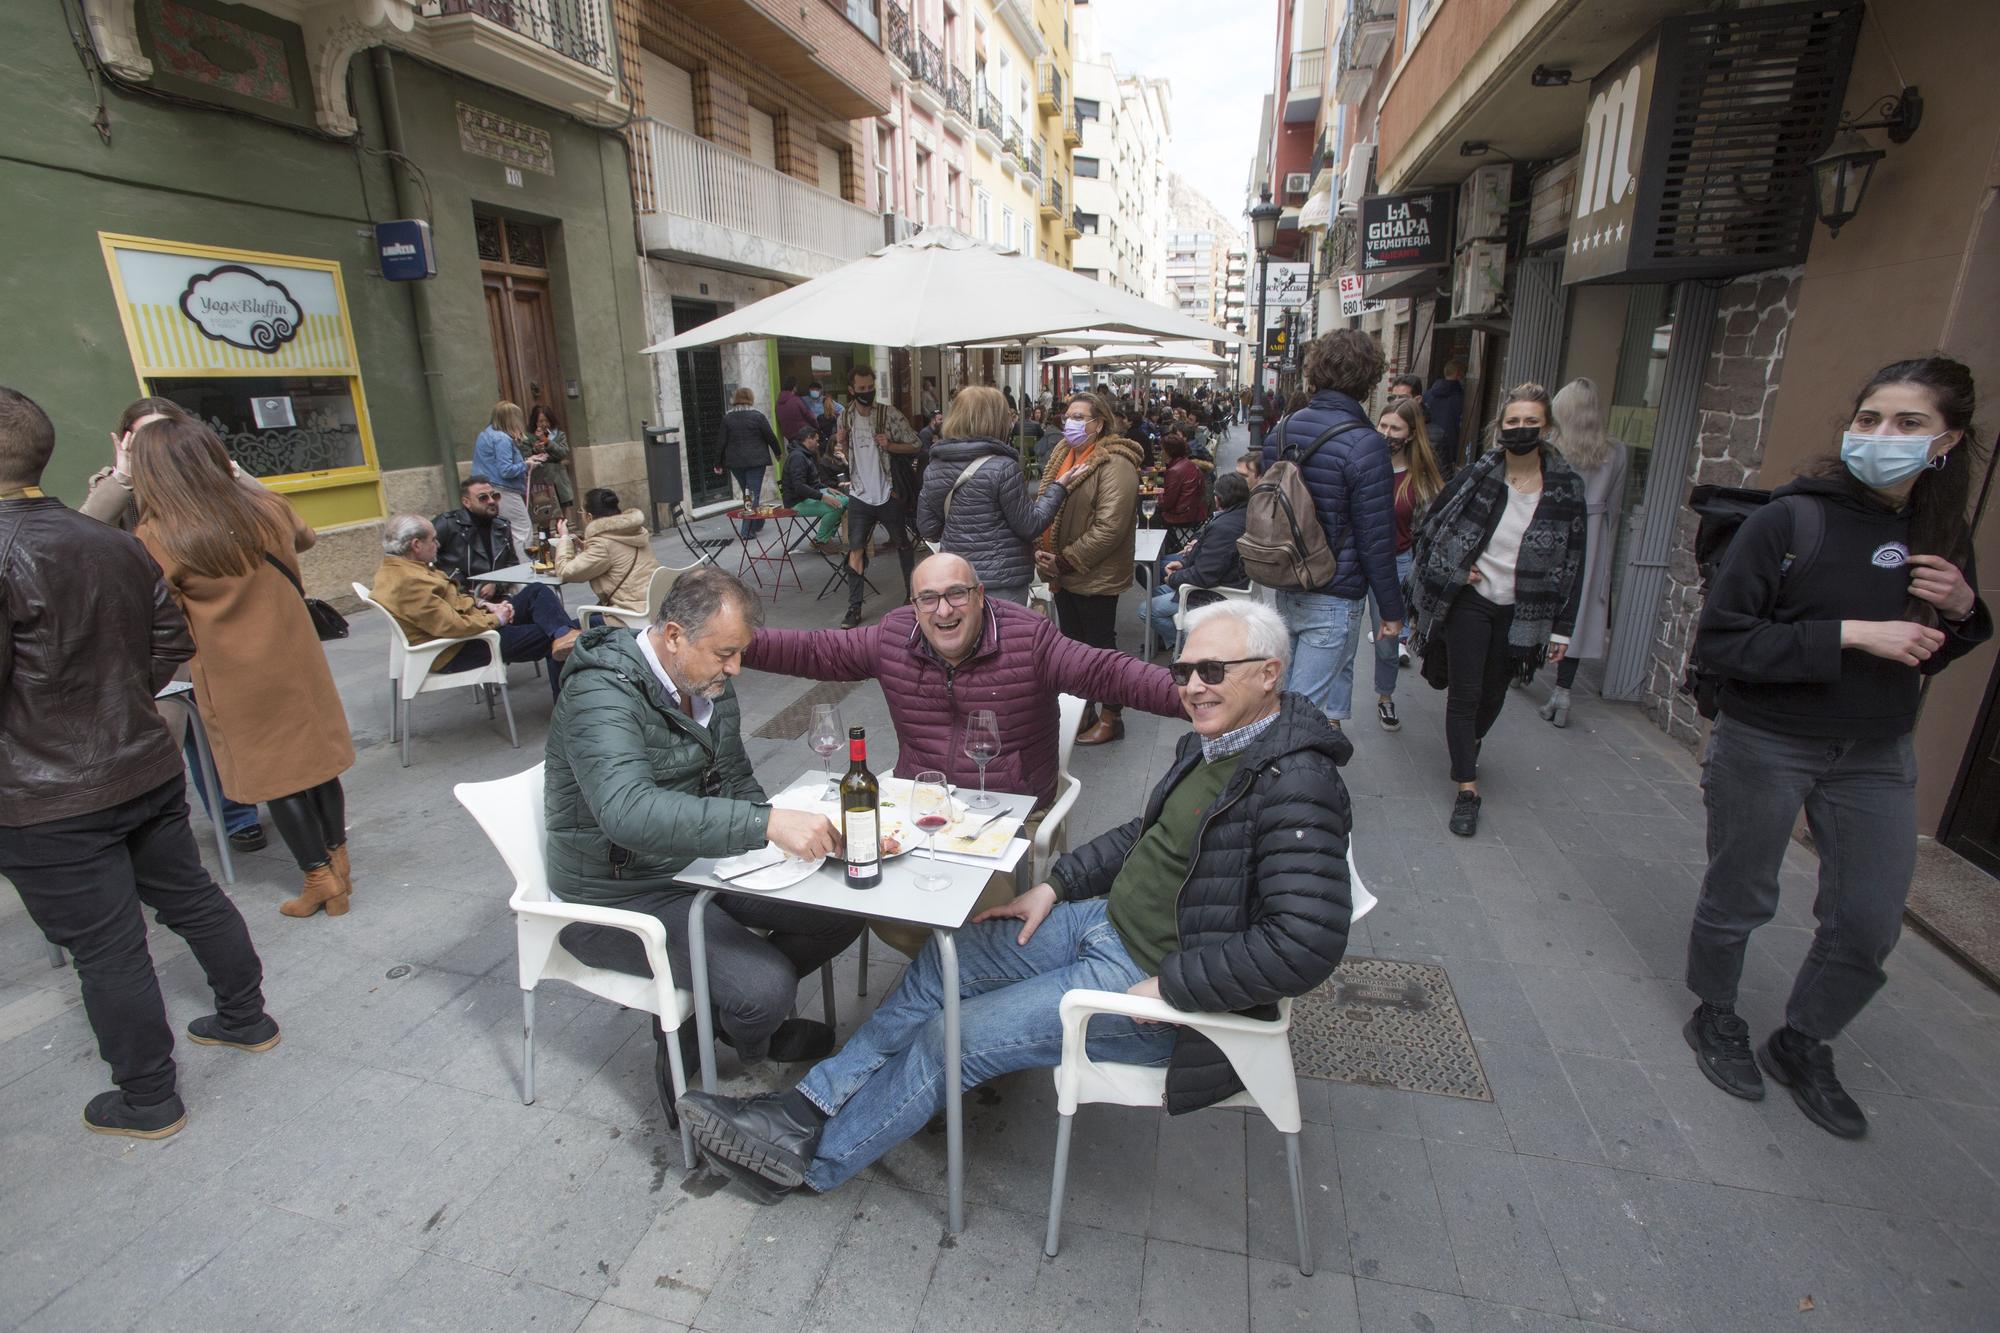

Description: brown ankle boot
[326,844,353,916]
[1076,705,1124,746]
[279,865,344,918]
[551,629,582,662]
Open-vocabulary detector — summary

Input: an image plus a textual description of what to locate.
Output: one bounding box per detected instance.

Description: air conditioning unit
[1457,163,1512,245]
[1339,142,1374,216]
[1452,240,1507,320]
[1283,172,1312,196]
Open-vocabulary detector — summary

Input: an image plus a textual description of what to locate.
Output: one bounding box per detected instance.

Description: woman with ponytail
[1683,355,1991,1140]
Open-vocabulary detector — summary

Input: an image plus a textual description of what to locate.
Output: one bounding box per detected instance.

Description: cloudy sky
[1081,0,1276,237]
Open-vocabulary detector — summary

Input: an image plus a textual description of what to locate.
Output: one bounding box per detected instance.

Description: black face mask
[1498,425,1543,455]
[852,389,875,406]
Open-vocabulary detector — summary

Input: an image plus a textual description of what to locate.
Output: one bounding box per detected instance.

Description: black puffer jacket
[1049,692,1353,1113]
[721,405,782,471]
[781,440,832,506]
[1259,388,1403,615]
[915,436,1066,591]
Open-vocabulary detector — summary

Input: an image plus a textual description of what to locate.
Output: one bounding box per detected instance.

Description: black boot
[1758,1026,1867,1138]
[1683,1003,1762,1100]
[678,1088,827,1190]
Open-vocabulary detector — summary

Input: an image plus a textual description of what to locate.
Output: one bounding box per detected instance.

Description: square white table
[475,561,564,586]
[673,772,1036,1234]
[1134,527,1168,659]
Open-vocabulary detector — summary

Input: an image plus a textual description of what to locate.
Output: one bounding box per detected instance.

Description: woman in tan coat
[554,487,664,626]
[1034,390,1144,744]
[132,417,357,919]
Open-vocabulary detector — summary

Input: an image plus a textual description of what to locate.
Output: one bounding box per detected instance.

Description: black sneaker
[1448,790,1481,837]
[840,607,864,630]
[186,1013,282,1052]
[678,1089,824,1190]
[227,826,268,852]
[83,1090,187,1139]
[1758,1027,1867,1138]
[697,1145,797,1205]
[1683,1004,1763,1100]
[1377,699,1401,732]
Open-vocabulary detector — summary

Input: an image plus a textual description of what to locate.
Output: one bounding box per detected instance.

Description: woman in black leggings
[1405,385,1587,837]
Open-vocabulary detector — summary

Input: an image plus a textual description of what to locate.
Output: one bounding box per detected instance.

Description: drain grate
[1289,957,1492,1100]
[752,680,863,741]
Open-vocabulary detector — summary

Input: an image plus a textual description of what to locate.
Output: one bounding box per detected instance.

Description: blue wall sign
[375,220,436,281]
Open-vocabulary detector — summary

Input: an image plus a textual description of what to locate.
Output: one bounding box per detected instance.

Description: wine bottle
[840,725,882,888]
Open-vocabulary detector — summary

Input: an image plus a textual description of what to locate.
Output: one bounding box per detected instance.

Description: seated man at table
[781,428,847,550]
[433,475,520,596]
[545,568,863,1093]
[1146,472,1251,653]
[679,599,1354,1202]
[371,514,580,696]
[744,552,1182,956]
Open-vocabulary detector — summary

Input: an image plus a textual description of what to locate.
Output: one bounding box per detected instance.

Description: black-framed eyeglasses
[1168,657,1268,687]
[913,585,978,612]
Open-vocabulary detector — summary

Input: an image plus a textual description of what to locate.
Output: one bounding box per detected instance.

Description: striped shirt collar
[1200,709,1279,764]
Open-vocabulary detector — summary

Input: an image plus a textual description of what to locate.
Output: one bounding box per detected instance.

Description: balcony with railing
[1001,116,1024,176]
[885,0,917,74]
[635,118,883,281]
[422,0,622,118]
[947,68,972,119]
[1336,0,1397,105]
[1037,62,1063,114]
[1062,102,1083,147]
[1283,45,1324,123]
[1039,174,1062,221]
[910,32,946,113]
[974,88,1004,155]
[1025,138,1045,182]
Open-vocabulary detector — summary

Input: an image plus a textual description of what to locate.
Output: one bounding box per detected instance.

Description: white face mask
[1840,429,1947,488]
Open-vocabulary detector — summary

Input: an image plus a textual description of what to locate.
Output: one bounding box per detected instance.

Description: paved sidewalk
[2,435,1997,1332]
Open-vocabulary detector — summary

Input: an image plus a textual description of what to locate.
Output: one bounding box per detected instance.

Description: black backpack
[1679,485,1825,719]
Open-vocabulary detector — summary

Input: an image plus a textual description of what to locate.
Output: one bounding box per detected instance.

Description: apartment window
[746,106,778,169]
[843,0,880,42]
[638,51,696,133]
[1074,211,1099,235]
[914,147,931,223]
[1074,267,1099,280]
[1406,0,1439,55]
[946,166,961,228]
[1073,155,1099,178]
[1001,207,1015,249]
[975,187,991,241]
[1074,97,1099,121]
[876,126,894,212]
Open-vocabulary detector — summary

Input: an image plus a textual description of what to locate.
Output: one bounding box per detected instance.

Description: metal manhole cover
[1290,957,1492,1100]
[752,680,861,740]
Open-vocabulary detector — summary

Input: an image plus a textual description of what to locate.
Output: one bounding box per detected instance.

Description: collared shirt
[1199,708,1278,764]
[635,628,714,728]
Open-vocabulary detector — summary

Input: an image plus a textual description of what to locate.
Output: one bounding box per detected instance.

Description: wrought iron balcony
[1037,62,1062,113]
[918,33,946,92]
[948,67,971,118]
[433,0,613,75]
[977,89,1004,137]
[885,0,918,70]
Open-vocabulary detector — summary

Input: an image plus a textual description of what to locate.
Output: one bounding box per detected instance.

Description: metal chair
[351,582,517,767]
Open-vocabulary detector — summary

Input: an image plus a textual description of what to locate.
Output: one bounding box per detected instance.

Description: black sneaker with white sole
[186,1013,282,1052]
[1683,1003,1763,1100]
[1377,699,1400,732]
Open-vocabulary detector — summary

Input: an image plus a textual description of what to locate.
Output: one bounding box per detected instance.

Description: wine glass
[963,709,1001,809]
[912,771,952,893]
[1140,494,1159,528]
[807,703,843,802]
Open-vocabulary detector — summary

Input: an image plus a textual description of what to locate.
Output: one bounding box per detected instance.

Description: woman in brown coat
[132,418,357,919]
[1034,390,1144,744]
[553,487,664,626]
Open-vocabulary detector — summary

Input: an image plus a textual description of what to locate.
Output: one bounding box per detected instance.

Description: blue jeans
[436,584,577,697]
[1366,550,1415,699]
[797,898,1174,1192]
[1146,586,1183,653]
[185,733,259,836]
[732,466,766,536]
[1275,590,1366,721]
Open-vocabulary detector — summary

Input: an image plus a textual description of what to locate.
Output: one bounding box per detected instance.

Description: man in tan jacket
[371,515,580,696]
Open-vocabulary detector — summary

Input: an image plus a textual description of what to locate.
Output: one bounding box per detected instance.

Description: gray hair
[658,566,764,636]
[1551,376,1613,473]
[383,513,431,556]
[1183,599,1291,673]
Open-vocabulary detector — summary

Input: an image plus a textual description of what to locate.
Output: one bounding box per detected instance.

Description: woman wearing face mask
[1404,384,1587,836]
[1367,398,1446,731]
[1682,356,1989,1141]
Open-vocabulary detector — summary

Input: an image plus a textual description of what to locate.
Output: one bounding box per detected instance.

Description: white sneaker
[1397,646,1411,668]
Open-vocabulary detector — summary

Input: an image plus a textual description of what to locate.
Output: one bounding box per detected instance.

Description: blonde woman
[1368,396,1446,730]
[472,401,535,563]
[915,386,1068,604]
[1541,377,1631,727]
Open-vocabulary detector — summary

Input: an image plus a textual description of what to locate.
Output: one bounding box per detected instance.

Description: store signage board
[1261,262,1311,308]
[375,219,436,281]
[1338,273,1385,318]
[1359,188,1453,272]
[1563,31,1658,284]
[102,238,352,372]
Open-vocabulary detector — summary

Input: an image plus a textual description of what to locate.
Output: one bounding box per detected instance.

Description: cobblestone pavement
[3,424,1996,1331]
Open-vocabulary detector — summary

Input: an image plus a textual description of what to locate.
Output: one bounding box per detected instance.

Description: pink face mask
[1063,419,1091,444]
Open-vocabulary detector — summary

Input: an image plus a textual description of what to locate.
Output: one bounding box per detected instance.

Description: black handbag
[263,552,349,642]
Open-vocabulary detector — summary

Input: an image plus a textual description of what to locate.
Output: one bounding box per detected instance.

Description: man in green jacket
[544,568,858,1095]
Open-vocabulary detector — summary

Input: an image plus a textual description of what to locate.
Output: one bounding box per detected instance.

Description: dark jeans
[1053,590,1119,653]
[1686,714,1917,1040]
[1443,588,1515,783]
[437,583,576,697]
[844,493,914,610]
[1554,655,1581,689]
[732,466,767,536]
[558,889,862,1060]
[0,775,265,1104]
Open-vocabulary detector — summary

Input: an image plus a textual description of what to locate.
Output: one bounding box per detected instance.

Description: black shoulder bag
[263,552,350,642]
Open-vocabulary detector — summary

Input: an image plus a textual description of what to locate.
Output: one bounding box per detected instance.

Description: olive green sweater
[1106,753,1241,975]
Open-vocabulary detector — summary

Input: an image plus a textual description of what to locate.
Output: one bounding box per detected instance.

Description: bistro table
[675,771,1037,1234]
[475,561,564,587]
[1133,527,1168,659]
[724,508,809,599]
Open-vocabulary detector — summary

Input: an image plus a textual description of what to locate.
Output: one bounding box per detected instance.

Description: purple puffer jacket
[745,600,1182,809]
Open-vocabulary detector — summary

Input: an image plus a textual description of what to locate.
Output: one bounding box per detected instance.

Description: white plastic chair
[1171,582,1258,656]
[454,763,698,1165]
[353,582,518,768]
[578,564,686,629]
[1042,845,1380,1276]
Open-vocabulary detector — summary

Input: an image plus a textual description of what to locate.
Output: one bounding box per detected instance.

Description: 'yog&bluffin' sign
[1359,188,1454,273]
[179,265,304,353]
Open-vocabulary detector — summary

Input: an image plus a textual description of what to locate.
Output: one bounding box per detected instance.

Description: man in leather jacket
[0,387,275,1140]
[433,475,520,596]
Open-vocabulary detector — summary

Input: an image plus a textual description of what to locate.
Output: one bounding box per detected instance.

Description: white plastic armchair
[454,763,698,1167]
[353,582,518,767]
[578,564,687,630]
[1033,694,1089,883]
[1172,581,1257,656]
[1042,844,1379,1277]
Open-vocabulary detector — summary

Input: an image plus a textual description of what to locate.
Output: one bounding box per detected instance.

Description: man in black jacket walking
[678,599,1352,1200]
[0,387,275,1140]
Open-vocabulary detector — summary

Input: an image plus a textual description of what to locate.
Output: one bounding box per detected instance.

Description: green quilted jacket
[543,625,771,905]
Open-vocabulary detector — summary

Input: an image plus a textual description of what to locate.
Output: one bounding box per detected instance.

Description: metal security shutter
[1503,253,1566,389]
[816,142,844,196]
[639,51,695,132]
[747,107,778,169]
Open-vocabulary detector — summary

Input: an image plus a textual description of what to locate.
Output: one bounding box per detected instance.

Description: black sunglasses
[1168,657,1268,686]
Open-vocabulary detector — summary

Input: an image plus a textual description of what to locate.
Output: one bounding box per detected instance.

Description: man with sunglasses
[682,598,1354,1202]
[742,552,1182,956]
[433,476,520,599]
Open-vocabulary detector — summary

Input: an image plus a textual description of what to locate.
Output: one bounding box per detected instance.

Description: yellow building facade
[961,0,1073,268]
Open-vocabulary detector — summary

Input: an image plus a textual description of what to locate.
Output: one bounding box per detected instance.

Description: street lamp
[1246,186,1283,452]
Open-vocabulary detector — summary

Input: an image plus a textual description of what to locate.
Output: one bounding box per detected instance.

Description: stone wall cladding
[1641,266,1803,748]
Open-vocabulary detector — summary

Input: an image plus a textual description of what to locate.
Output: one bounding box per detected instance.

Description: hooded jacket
[776,389,817,443]
[744,599,1181,810]
[553,509,663,618]
[781,440,834,506]
[1036,434,1145,597]
[544,626,771,905]
[720,405,782,471]
[915,436,1067,591]
[1049,692,1353,1114]
[1259,390,1405,616]
[1699,473,1991,738]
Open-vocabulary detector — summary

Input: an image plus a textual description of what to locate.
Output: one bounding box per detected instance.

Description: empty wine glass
[963,709,1001,809]
[912,771,952,893]
[807,703,843,801]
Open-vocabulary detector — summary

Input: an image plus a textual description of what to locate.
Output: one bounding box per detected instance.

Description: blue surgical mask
[809,392,822,403]
[1841,430,1945,488]
[1062,418,1091,445]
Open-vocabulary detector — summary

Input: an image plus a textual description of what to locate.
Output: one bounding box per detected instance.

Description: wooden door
[477,215,567,414]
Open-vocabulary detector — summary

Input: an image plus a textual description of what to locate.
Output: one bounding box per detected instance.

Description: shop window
[148,376,365,477]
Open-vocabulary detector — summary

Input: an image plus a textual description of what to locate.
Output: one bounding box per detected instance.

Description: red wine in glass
[915,815,950,833]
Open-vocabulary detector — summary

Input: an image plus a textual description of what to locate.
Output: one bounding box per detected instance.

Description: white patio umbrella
[641,229,1244,353]
[1043,341,1231,369]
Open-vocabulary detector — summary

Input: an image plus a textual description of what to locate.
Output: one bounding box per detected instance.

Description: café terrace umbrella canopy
[1043,341,1232,369]
[960,327,1159,350]
[641,228,1244,353]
